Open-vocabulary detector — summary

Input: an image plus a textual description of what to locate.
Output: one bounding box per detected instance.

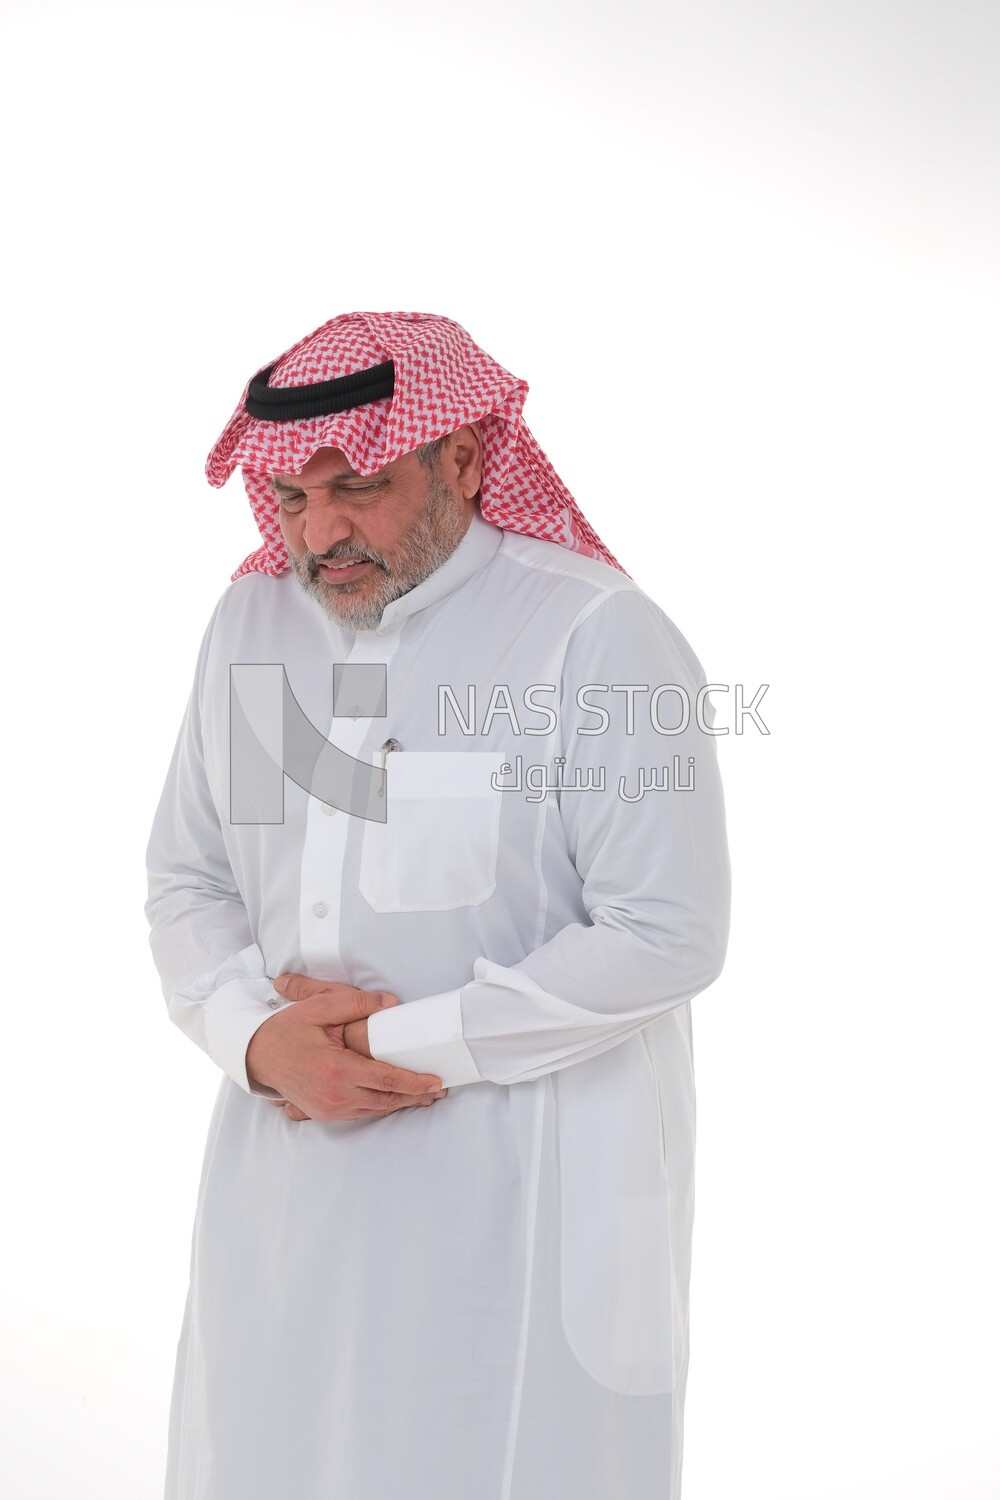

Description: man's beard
[289,468,471,631]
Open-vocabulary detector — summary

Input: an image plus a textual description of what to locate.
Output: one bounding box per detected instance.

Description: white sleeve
[145,607,287,1094]
[366,589,732,1088]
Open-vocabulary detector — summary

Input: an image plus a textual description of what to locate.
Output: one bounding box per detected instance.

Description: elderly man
[146,311,730,1500]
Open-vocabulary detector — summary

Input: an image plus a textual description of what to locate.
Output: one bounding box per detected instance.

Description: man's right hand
[246,978,445,1123]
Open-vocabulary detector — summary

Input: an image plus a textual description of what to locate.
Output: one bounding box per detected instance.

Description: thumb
[273,972,323,1002]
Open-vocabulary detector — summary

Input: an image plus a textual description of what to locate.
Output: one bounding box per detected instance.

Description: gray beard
[290,469,470,632]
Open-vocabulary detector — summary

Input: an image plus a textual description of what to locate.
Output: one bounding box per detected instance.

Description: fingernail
[424,1081,443,1094]
[273,975,287,993]
[378,992,399,1007]
[434,1090,448,1100]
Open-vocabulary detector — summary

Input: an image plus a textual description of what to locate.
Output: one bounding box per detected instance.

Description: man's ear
[442,424,483,502]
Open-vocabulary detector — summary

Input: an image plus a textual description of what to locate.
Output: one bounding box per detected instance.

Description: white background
[0,2,996,1496]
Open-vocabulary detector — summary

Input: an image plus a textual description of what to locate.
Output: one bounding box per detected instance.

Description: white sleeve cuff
[203,975,290,1094]
[366,988,483,1088]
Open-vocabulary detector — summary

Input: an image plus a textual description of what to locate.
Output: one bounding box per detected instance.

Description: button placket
[298,627,403,978]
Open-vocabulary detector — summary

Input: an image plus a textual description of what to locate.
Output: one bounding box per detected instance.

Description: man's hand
[248,973,446,1123]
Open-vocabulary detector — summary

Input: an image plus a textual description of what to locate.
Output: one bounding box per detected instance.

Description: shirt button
[321,803,336,816]
[266,997,280,1010]
[312,901,329,918]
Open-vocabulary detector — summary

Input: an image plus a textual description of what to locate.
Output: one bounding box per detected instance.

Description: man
[146,311,731,1500]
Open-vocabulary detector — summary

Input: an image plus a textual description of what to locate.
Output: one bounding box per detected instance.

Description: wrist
[343,1018,371,1057]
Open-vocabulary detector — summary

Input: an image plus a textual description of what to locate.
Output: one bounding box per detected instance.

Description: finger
[354,1063,444,1097]
[359,1089,448,1116]
[284,1103,311,1121]
[273,972,400,1024]
[272,972,326,1002]
[314,988,399,1028]
[363,989,399,1012]
[329,988,400,1022]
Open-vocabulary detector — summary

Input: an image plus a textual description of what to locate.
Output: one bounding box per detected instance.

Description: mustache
[305,543,389,577]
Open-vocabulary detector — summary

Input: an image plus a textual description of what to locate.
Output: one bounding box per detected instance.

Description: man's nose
[301,500,354,556]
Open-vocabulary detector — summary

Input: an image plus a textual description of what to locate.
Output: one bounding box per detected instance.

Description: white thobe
[146,510,731,1500]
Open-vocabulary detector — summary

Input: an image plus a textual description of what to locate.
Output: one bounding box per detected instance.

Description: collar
[362,507,503,636]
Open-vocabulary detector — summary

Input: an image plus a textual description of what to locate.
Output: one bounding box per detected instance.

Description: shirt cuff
[366,988,483,1087]
[203,975,291,1094]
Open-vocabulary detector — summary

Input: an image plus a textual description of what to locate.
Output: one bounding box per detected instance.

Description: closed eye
[272,481,386,509]
[276,490,306,512]
[336,483,386,498]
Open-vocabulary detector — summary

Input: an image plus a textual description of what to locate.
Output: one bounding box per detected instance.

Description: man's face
[271,439,477,631]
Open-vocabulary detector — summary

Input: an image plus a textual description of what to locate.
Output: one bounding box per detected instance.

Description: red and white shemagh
[206,311,625,581]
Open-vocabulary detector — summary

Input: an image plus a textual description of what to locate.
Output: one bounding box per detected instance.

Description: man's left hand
[265,972,374,1119]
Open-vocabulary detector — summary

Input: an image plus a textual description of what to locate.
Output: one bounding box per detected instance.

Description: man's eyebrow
[270,472,381,494]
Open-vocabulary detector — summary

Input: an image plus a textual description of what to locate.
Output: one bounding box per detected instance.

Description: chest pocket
[358,751,505,913]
